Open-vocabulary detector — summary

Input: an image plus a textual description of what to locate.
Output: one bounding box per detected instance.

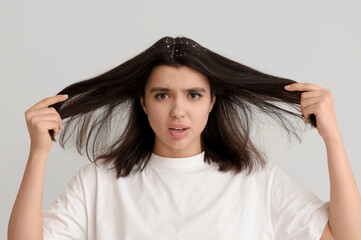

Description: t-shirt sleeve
[42,163,94,240]
[269,163,330,240]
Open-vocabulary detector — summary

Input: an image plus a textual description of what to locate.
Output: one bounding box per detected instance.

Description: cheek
[193,107,211,130]
[147,105,166,118]
[146,105,167,130]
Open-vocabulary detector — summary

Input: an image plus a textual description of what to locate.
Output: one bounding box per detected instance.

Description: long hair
[49,36,316,178]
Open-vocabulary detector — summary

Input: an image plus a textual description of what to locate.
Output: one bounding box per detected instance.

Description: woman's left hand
[284,82,341,141]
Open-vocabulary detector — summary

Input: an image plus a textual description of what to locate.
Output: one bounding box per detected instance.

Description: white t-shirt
[42,151,330,240]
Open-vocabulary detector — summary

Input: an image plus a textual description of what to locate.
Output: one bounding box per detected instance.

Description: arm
[321,130,361,239]
[8,94,68,240]
[8,148,48,240]
[284,83,361,239]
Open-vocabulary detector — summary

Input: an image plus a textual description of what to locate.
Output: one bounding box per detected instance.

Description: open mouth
[169,128,187,132]
[169,127,189,139]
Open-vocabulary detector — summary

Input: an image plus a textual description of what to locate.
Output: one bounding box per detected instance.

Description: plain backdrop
[1,0,360,238]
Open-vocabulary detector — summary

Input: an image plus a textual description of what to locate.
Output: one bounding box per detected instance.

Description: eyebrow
[149,87,207,93]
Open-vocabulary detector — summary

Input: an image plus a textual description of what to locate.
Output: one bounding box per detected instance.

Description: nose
[170,95,185,118]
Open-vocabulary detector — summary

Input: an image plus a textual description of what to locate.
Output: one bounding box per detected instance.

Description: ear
[209,95,216,113]
[140,97,147,114]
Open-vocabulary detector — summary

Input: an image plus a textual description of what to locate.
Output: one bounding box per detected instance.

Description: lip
[168,123,189,140]
[169,128,189,139]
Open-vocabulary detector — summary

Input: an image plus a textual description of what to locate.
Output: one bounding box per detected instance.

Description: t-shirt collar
[149,151,206,170]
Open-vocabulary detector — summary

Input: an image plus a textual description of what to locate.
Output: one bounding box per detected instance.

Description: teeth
[171,128,185,131]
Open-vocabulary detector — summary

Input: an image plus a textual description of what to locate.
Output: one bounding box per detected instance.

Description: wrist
[29,146,49,158]
[322,131,343,146]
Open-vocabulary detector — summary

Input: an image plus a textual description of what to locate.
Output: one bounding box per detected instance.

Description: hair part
[49,36,315,178]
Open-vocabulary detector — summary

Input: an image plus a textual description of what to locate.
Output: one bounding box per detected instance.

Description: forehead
[145,65,210,89]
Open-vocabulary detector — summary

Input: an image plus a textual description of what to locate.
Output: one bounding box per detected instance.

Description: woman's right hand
[25,94,68,153]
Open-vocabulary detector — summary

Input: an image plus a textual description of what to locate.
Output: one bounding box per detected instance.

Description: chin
[166,142,190,150]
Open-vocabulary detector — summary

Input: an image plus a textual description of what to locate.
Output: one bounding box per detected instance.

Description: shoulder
[244,160,294,192]
[74,161,117,182]
[261,160,291,181]
[249,160,286,180]
[222,160,285,189]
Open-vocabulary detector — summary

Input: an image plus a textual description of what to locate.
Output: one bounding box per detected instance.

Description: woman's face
[140,65,216,158]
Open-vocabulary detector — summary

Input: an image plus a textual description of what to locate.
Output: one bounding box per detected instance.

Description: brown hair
[49,36,315,178]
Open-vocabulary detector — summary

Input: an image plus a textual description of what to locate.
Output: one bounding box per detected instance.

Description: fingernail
[284,85,291,89]
[61,94,68,98]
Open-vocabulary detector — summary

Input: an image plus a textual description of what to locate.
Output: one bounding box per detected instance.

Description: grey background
[1,0,360,238]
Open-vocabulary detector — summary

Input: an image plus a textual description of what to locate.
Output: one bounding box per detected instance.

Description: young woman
[8,36,360,239]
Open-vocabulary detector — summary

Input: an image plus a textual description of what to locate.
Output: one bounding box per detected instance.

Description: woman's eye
[189,93,202,100]
[155,93,168,99]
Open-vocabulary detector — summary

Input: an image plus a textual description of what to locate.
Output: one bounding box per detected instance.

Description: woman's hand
[284,82,340,141]
[25,94,68,153]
